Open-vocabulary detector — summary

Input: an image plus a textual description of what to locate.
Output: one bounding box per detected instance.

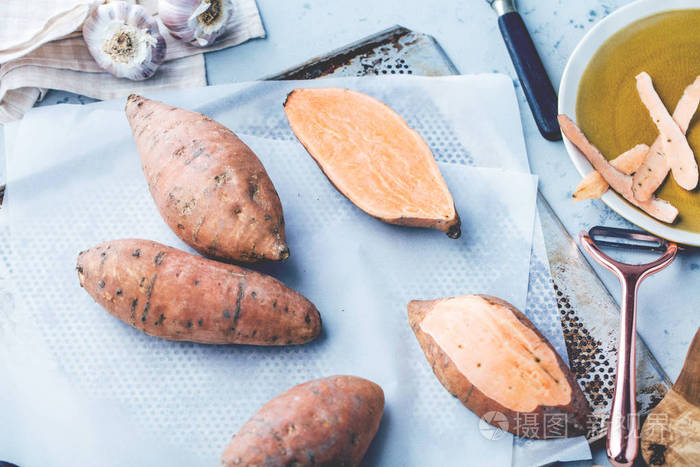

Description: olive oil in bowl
[576,9,700,232]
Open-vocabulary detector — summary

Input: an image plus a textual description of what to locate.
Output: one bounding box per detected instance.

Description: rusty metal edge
[264,24,459,80]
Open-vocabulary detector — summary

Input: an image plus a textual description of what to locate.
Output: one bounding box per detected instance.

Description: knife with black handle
[487,0,561,141]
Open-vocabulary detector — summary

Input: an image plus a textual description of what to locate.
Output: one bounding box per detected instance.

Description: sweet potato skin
[77,239,321,345]
[559,114,678,223]
[408,295,590,439]
[573,144,649,201]
[125,94,288,263]
[220,375,384,467]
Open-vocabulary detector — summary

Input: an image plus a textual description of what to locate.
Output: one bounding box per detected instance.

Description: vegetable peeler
[486,0,561,141]
[579,226,678,467]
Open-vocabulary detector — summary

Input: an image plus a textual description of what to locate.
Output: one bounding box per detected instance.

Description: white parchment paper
[0,75,589,466]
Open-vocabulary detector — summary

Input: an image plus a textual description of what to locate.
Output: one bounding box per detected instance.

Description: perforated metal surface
[555,283,611,439]
[269,26,458,80]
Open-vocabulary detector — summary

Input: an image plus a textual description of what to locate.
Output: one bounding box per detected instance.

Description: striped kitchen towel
[0,0,265,122]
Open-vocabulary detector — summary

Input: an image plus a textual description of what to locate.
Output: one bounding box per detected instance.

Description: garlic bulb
[83,2,166,81]
[159,0,234,47]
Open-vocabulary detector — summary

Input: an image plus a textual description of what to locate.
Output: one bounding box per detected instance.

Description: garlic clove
[83,1,166,81]
[158,0,234,47]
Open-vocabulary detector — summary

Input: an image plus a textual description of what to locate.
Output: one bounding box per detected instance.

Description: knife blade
[486,0,562,141]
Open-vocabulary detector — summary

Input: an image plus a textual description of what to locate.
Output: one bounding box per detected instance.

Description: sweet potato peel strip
[573,144,649,201]
[634,72,699,194]
[559,115,678,223]
[633,75,700,200]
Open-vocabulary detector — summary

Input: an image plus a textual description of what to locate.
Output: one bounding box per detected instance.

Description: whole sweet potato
[126,94,288,263]
[220,375,384,466]
[77,239,321,345]
[408,294,590,439]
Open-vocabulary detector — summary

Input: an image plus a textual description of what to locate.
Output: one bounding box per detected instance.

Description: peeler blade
[588,226,670,253]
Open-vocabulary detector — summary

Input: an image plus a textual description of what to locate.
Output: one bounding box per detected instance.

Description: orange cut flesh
[284,88,460,238]
[420,295,572,412]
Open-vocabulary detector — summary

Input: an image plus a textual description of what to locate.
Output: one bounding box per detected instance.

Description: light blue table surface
[3,1,698,465]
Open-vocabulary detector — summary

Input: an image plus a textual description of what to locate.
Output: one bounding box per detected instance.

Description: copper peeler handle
[579,230,677,467]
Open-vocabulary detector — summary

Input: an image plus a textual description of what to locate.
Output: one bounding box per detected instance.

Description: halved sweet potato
[284,88,461,238]
[408,294,590,439]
